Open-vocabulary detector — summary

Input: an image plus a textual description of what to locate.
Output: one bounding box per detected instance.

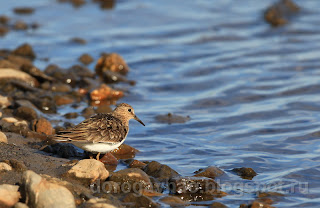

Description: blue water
[1,0,320,207]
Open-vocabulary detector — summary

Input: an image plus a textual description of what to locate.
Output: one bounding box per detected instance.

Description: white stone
[0,184,20,207]
[0,162,12,172]
[0,131,7,144]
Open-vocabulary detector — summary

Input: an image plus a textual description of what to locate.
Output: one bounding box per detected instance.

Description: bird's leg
[96,152,101,160]
[89,155,93,159]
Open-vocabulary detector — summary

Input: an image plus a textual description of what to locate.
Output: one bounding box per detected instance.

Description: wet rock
[159,196,187,207]
[5,159,28,172]
[50,82,72,92]
[12,43,36,60]
[54,95,75,106]
[0,131,8,144]
[95,53,129,76]
[82,107,95,118]
[100,152,118,166]
[79,53,94,65]
[14,106,38,120]
[0,15,9,25]
[13,7,35,15]
[0,117,29,135]
[21,64,54,82]
[169,176,220,195]
[64,112,78,119]
[13,20,28,30]
[82,198,118,208]
[93,0,115,10]
[264,0,300,27]
[14,202,29,208]
[42,143,82,158]
[210,202,228,208]
[22,170,76,208]
[143,161,179,182]
[111,143,139,156]
[32,96,56,113]
[122,193,159,208]
[66,159,109,184]
[7,54,33,67]
[0,26,9,36]
[241,201,274,208]
[100,70,136,85]
[0,68,39,87]
[0,162,12,172]
[0,184,20,208]
[68,64,94,79]
[125,159,147,169]
[155,113,190,124]
[109,168,152,192]
[70,37,87,44]
[31,117,53,135]
[232,167,257,180]
[194,166,224,179]
[90,84,123,101]
[0,95,11,108]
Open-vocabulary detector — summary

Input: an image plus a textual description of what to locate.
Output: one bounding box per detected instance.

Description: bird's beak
[134,115,145,126]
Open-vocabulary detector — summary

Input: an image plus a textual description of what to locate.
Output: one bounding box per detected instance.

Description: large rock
[95,53,129,76]
[66,159,109,184]
[143,161,179,182]
[22,170,75,208]
[0,184,20,208]
[109,168,152,193]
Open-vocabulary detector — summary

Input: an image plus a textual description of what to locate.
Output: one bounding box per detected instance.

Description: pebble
[232,167,257,180]
[110,143,139,156]
[0,162,12,172]
[122,193,160,208]
[0,184,20,208]
[14,106,38,121]
[0,95,11,108]
[155,113,190,124]
[159,196,187,206]
[79,53,94,65]
[90,84,123,101]
[82,198,118,208]
[210,202,229,208]
[0,68,39,87]
[64,112,78,119]
[12,43,36,60]
[22,170,76,208]
[13,7,35,15]
[66,159,109,184]
[143,161,179,182]
[31,117,53,135]
[99,152,118,166]
[13,20,28,30]
[14,202,29,208]
[0,131,8,144]
[54,95,75,106]
[95,53,129,76]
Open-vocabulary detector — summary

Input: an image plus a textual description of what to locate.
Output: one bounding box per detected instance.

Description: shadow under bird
[52,103,145,160]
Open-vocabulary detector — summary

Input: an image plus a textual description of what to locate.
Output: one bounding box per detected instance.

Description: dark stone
[0,26,8,36]
[155,113,190,124]
[68,64,94,78]
[194,166,224,179]
[14,106,38,120]
[0,15,10,25]
[13,20,28,30]
[143,161,179,182]
[78,54,94,65]
[210,201,229,208]
[122,193,160,208]
[232,167,257,180]
[12,43,36,60]
[70,37,86,44]
[3,159,27,172]
[64,112,78,119]
[21,64,54,82]
[13,7,35,15]
[42,143,82,158]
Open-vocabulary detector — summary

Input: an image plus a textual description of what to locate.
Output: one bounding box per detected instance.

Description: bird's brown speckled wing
[54,113,128,143]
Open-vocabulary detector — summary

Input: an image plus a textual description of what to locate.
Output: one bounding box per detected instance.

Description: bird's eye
[128,109,132,112]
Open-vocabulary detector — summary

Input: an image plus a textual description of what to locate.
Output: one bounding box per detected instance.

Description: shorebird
[53,103,145,160]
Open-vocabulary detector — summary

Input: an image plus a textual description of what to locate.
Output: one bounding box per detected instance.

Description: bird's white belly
[72,141,124,153]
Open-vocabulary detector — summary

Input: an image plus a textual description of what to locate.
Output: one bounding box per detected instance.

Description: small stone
[0,95,11,108]
[0,26,8,36]
[13,20,28,30]
[0,68,38,87]
[0,162,12,172]
[14,106,38,120]
[64,112,78,119]
[194,166,224,179]
[7,159,27,172]
[109,168,152,192]
[32,117,53,135]
[143,161,179,182]
[0,131,8,144]
[122,193,159,208]
[110,143,139,156]
[82,198,118,208]
[99,152,118,166]
[95,53,129,76]
[79,53,94,65]
[128,159,147,169]
[54,95,75,106]
[155,113,190,124]
[66,159,109,184]
[0,15,9,25]
[70,37,86,44]
[0,184,20,208]
[232,167,257,180]
[90,84,123,101]
[42,143,82,158]
[22,170,75,208]
[250,201,274,208]
[13,7,35,15]
[160,196,187,206]
[12,43,36,60]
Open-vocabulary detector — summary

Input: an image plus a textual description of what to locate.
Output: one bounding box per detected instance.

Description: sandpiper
[53,103,145,160]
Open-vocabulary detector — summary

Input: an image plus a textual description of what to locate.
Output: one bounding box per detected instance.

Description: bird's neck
[112,112,129,126]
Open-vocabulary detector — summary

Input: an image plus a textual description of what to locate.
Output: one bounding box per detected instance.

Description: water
[1,0,320,207]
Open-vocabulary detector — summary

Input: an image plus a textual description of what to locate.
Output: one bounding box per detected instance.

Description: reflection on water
[1,0,320,207]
